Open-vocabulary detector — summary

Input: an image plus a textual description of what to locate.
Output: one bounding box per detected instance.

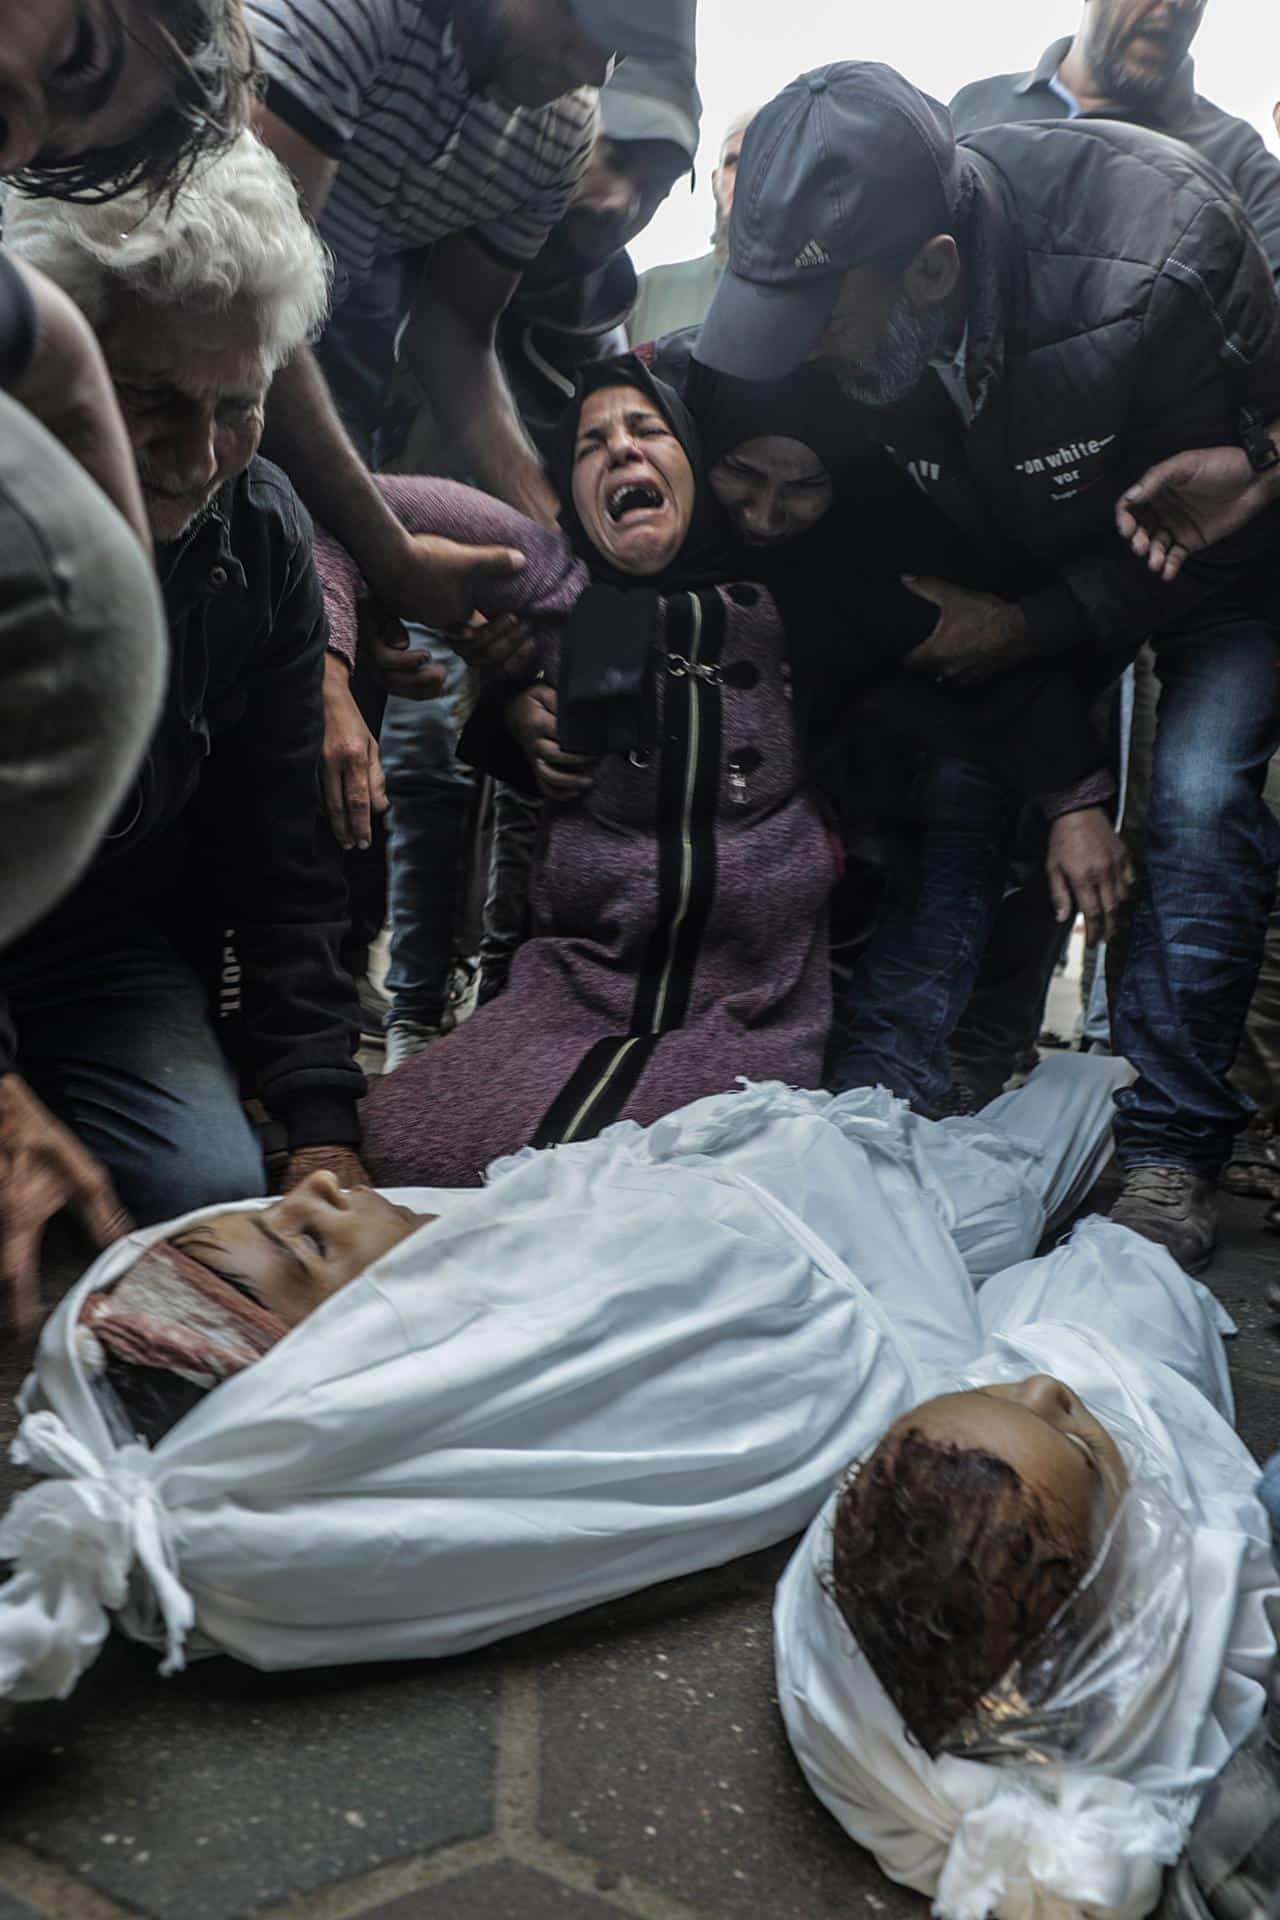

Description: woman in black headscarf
[315,354,841,1188]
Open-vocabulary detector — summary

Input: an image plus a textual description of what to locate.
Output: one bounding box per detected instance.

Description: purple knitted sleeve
[314,476,588,663]
[1039,768,1119,819]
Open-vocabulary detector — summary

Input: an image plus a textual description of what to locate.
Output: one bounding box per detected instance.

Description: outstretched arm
[315,475,586,666]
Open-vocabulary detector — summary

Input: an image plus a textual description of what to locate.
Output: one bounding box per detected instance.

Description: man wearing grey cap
[697,61,1280,1275]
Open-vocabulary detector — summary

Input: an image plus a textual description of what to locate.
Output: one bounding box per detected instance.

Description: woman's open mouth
[607,479,667,524]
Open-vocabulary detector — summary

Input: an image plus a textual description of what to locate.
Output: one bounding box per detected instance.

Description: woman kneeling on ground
[319,356,840,1188]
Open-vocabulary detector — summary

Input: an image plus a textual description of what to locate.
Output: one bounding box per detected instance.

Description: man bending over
[0,132,370,1333]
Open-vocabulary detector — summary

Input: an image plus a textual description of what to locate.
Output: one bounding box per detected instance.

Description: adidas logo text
[793,238,831,269]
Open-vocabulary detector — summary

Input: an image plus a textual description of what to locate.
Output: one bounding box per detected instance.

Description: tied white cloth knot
[0,1411,193,1701]
[936,1777,1187,1920]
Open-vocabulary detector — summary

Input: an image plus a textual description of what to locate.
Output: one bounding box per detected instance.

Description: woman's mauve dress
[315,478,839,1187]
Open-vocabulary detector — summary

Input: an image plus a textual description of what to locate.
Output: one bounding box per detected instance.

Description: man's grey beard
[827,294,952,409]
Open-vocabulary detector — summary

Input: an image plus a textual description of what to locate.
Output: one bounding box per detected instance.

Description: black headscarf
[549,355,738,754]
[550,353,736,592]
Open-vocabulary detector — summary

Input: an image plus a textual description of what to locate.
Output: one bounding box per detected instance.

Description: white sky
[629,0,1280,272]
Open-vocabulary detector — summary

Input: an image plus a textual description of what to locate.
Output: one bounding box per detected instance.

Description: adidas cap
[696,63,963,382]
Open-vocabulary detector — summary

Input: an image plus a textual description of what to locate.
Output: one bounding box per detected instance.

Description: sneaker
[1160,1599,1280,1919]
[384,1018,444,1074]
[1109,1165,1218,1274]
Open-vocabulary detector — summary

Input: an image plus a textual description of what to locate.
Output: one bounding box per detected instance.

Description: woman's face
[0,1,177,179]
[708,436,834,548]
[571,383,696,576]
[170,1173,434,1328]
[894,1374,1130,1554]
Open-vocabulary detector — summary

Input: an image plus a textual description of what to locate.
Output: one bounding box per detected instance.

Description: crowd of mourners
[3,1,1280,1915]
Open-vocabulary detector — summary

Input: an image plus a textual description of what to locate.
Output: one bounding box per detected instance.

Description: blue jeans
[380,632,475,1027]
[3,921,266,1224]
[827,758,1021,1112]
[1112,612,1280,1176]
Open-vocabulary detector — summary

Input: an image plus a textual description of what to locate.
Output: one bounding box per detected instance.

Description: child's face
[889,1375,1130,1556]
[171,1173,434,1327]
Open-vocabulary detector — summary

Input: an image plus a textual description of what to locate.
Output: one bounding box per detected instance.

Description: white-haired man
[0,132,369,1334]
[629,108,756,346]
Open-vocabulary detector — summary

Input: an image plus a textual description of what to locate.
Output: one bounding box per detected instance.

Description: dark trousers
[2,921,266,1224]
[1112,610,1280,1175]
[832,602,1280,1171]
[826,758,1020,1112]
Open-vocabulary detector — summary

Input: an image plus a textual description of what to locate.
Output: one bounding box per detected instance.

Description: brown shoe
[1109,1165,1218,1275]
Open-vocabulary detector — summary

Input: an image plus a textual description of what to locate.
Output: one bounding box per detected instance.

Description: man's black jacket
[951,40,1280,282]
[863,117,1280,670]
[0,458,364,1146]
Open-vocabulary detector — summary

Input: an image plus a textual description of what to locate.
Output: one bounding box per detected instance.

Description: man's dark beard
[1094,11,1199,106]
[825,295,952,409]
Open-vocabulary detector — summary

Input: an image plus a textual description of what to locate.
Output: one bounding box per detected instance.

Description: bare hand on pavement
[0,1073,133,1334]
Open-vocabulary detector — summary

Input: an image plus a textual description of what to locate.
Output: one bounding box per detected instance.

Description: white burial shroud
[2,1055,1139,1706]
[775,1178,1277,1920]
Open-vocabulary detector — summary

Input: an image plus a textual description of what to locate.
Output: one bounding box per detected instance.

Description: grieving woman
[318,356,839,1187]
[1,1054,1130,1699]
[775,1225,1279,1920]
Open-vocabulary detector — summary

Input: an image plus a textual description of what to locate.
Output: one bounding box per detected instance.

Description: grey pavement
[1,1193,1278,1920]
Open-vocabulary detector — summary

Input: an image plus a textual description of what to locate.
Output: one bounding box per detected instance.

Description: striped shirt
[246,0,597,297]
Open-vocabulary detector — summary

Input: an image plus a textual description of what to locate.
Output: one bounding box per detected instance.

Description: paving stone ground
[1,1188,1278,1920]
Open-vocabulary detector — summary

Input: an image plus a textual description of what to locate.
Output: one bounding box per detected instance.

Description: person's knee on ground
[112,1112,269,1227]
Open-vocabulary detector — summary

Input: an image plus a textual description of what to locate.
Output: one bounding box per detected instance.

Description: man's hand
[447,612,538,686]
[902,578,1035,686]
[374,532,526,633]
[357,602,448,701]
[321,653,388,851]
[0,1073,133,1333]
[507,684,595,801]
[1046,808,1136,946]
[281,1146,372,1193]
[1115,446,1278,582]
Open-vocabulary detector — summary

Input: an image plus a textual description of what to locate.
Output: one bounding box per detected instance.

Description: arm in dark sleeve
[0,252,36,390]
[1023,196,1280,655]
[186,526,364,1148]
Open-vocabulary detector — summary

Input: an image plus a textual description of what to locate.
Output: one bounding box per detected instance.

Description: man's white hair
[5,132,331,371]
